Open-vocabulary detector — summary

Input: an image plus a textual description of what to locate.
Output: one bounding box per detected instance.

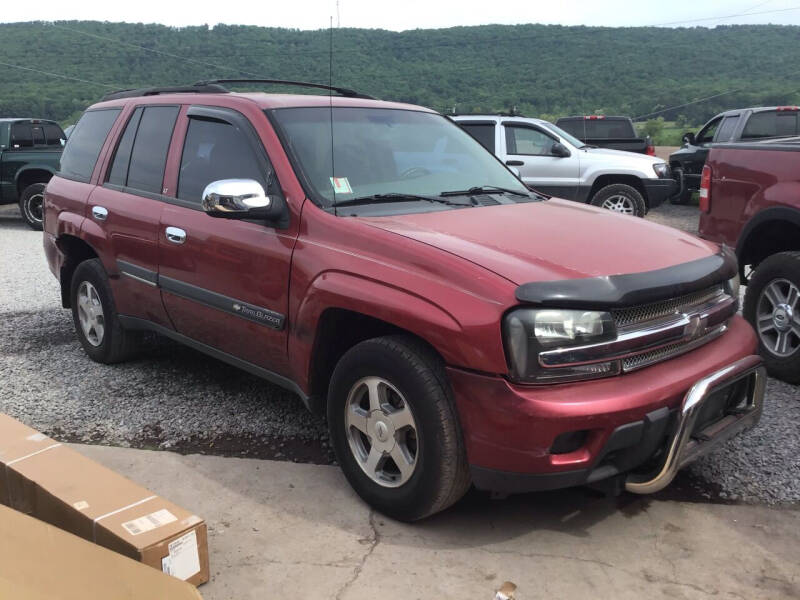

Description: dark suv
[44,81,764,520]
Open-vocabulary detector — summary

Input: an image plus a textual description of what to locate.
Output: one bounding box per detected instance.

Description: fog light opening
[550,430,589,455]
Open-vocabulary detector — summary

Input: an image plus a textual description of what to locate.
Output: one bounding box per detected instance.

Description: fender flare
[290,270,468,392]
[736,206,800,263]
[14,164,57,192]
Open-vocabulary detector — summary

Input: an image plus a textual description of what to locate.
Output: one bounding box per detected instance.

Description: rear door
[501,121,579,199]
[86,104,179,327]
[157,105,296,376]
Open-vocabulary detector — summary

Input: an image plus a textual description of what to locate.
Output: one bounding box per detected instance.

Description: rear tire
[327,335,470,521]
[590,183,646,217]
[19,183,46,231]
[70,259,141,364]
[743,251,800,384]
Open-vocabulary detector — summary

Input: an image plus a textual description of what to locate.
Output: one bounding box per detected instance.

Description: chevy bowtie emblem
[684,314,703,340]
[233,303,242,312]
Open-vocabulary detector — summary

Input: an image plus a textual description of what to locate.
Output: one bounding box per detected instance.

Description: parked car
[669,106,800,204]
[45,81,764,520]
[453,115,676,217]
[698,140,800,383]
[0,118,65,229]
[555,115,655,155]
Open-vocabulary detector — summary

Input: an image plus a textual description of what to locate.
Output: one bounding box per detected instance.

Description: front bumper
[448,315,761,494]
[642,177,678,208]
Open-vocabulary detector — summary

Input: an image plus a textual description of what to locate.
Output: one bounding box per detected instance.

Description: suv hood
[583,146,663,165]
[362,199,719,286]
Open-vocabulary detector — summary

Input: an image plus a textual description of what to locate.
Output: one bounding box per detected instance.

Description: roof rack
[193,79,375,100]
[101,83,228,102]
[450,110,527,118]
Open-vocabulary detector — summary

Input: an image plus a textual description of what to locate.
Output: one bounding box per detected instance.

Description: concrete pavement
[75,444,800,599]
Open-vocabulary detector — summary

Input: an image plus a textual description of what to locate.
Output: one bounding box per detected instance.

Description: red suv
[44,81,765,520]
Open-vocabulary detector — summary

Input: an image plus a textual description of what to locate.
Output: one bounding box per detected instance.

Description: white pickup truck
[452,114,677,217]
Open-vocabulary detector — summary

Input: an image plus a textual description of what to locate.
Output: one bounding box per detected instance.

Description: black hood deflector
[515,247,737,309]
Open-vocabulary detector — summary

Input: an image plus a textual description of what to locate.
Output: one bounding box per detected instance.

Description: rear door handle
[91,206,108,221]
[506,160,524,166]
[165,227,187,245]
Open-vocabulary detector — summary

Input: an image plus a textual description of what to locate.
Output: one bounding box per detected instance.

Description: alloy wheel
[344,376,418,488]
[77,281,106,347]
[756,278,800,357]
[601,194,635,215]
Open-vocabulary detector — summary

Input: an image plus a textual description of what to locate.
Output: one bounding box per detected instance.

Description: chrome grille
[613,285,725,329]
[622,325,727,372]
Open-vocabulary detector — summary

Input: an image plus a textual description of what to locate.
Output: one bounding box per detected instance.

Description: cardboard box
[0,504,203,600]
[0,414,209,586]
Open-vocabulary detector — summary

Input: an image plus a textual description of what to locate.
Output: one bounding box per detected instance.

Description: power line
[651,4,800,26]
[0,59,119,88]
[46,21,269,80]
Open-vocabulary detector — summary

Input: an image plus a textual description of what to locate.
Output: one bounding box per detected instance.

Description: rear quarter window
[556,119,635,139]
[60,109,122,182]
[742,111,799,139]
[459,123,496,153]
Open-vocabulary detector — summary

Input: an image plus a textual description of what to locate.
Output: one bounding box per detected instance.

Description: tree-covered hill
[1,20,799,127]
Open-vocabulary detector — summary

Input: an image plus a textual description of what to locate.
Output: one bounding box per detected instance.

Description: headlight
[503,308,618,383]
[652,163,671,178]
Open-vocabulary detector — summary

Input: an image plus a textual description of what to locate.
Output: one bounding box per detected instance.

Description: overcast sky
[3,0,800,30]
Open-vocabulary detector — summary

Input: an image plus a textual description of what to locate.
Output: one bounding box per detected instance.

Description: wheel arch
[15,165,56,195]
[55,234,100,308]
[292,273,468,415]
[737,207,800,280]
[588,174,646,204]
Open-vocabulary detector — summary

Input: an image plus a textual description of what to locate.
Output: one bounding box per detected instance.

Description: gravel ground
[0,202,797,505]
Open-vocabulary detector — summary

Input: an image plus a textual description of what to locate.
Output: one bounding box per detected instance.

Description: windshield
[270,107,530,206]
[537,122,585,148]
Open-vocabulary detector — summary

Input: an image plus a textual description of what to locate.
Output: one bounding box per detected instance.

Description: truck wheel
[70,259,140,364]
[19,183,46,231]
[743,251,800,384]
[327,335,470,521]
[590,184,646,217]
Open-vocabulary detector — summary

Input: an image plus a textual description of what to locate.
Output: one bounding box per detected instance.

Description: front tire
[590,183,646,217]
[19,183,47,231]
[743,251,800,384]
[327,335,470,521]
[70,259,140,364]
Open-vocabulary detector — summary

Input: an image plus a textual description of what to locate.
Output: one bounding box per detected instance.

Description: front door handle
[91,206,108,221]
[506,160,524,166]
[165,227,187,245]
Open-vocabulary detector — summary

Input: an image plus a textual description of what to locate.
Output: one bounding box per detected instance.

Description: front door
[157,106,296,376]
[502,122,579,199]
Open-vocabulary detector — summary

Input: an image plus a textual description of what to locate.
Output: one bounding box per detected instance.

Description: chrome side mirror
[202,179,279,219]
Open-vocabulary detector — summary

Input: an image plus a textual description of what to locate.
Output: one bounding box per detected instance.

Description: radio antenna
[329,15,337,216]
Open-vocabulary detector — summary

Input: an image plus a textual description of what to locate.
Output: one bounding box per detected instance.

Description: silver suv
[453,115,677,217]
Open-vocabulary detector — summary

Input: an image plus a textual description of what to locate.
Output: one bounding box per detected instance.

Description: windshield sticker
[330,177,353,194]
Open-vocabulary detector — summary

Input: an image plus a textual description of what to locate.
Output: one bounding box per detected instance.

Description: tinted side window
[107,107,143,186]
[505,126,554,156]
[742,111,799,139]
[696,117,722,144]
[125,106,179,194]
[460,123,496,153]
[60,109,121,182]
[178,118,266,202]
[10,123,33,148]
[715,116,739,142]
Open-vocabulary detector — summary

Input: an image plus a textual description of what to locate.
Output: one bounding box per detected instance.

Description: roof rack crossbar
[101,84,228,102]
[193,79,375,100]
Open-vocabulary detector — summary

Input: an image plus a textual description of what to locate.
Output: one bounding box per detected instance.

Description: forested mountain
[2,20,799,127]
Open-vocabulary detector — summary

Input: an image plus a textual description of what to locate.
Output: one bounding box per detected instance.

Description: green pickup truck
[0,118,65,230]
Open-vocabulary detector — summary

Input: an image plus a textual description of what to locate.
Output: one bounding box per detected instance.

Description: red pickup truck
[698,141,800,383]
[44,81,764,520]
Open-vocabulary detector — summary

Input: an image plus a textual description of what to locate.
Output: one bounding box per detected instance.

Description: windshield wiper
[332,193,472,208]
[440,185,530,198]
